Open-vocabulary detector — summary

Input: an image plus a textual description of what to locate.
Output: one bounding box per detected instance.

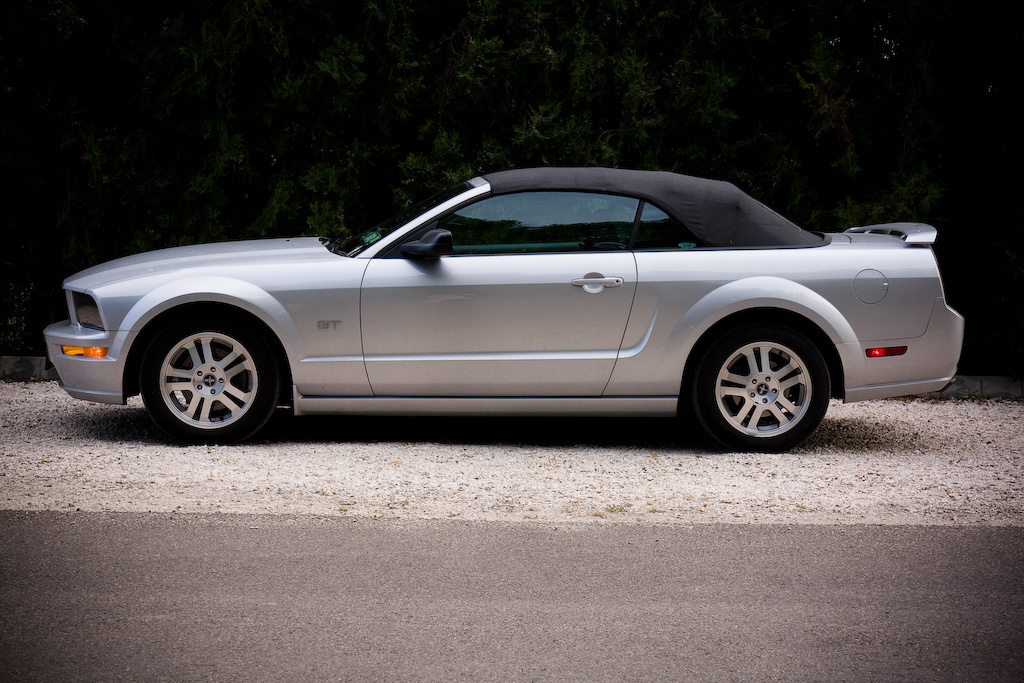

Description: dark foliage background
[1,0,1019,374]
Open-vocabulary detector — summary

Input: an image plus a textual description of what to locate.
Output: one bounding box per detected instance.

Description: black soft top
[481,167,824,248]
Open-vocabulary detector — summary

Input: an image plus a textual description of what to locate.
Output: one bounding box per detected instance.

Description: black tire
[691,324,830,452]
[139,317,280,444]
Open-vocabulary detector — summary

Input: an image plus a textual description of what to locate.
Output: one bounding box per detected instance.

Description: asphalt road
[2,511,1022,682]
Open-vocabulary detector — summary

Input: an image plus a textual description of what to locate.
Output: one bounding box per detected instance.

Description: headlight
[71,291,104,330]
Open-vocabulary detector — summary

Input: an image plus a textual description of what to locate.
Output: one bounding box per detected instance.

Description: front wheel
[140,318,280,444]
[691,325,830,452]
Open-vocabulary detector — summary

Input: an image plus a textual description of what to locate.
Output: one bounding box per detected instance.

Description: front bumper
[43,320,127,404]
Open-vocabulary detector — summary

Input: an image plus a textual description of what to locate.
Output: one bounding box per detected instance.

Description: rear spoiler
[844,222,937,245]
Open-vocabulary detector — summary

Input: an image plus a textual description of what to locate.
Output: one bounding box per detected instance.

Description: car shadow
[797,411,923,453]
[256,409,715,451]
[74,401,921,454]
[258,407,922,454]
[68,402,712,450]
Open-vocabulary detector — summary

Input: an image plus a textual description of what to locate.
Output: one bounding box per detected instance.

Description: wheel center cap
[749,376,778,404]
[196,368,224,395]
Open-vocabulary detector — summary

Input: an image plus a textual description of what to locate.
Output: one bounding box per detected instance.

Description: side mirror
[400,229,454,260]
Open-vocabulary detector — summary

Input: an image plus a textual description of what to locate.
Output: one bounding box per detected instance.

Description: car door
[359,191,640,396]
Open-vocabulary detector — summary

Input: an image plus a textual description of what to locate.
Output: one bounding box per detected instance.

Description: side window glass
[438,192,639,254]
[634,203,703,250]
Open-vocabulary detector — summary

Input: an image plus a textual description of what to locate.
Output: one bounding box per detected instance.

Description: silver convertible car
[44,167,964,451]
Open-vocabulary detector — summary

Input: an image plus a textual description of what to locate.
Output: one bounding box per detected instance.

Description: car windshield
[330,181,475,257]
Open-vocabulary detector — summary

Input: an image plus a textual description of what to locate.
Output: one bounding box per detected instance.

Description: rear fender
[609,277,860,396]
[669,277,858,349]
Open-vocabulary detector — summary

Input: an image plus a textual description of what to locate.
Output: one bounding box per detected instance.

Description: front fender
[115,277,305,364]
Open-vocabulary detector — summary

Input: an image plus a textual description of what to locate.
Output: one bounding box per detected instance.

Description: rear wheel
[140,318,280,443]
[692,325,829,452]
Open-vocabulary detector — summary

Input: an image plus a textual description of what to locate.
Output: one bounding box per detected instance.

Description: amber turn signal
[62,345,109,358]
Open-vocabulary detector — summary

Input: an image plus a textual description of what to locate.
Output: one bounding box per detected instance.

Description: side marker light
[866,346,907,358]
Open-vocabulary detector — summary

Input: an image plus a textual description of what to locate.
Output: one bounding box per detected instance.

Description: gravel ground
[1,381,1021,525]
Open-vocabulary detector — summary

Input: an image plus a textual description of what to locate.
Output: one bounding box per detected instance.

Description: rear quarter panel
[604,239,946,397]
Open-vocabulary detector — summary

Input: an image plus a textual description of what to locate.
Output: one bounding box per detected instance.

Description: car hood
[64,237,335,290]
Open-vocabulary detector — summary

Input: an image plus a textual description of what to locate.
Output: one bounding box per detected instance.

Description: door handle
[571,276,624,293]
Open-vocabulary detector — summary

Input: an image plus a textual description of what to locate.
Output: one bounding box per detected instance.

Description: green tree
[1,0,1018,373]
